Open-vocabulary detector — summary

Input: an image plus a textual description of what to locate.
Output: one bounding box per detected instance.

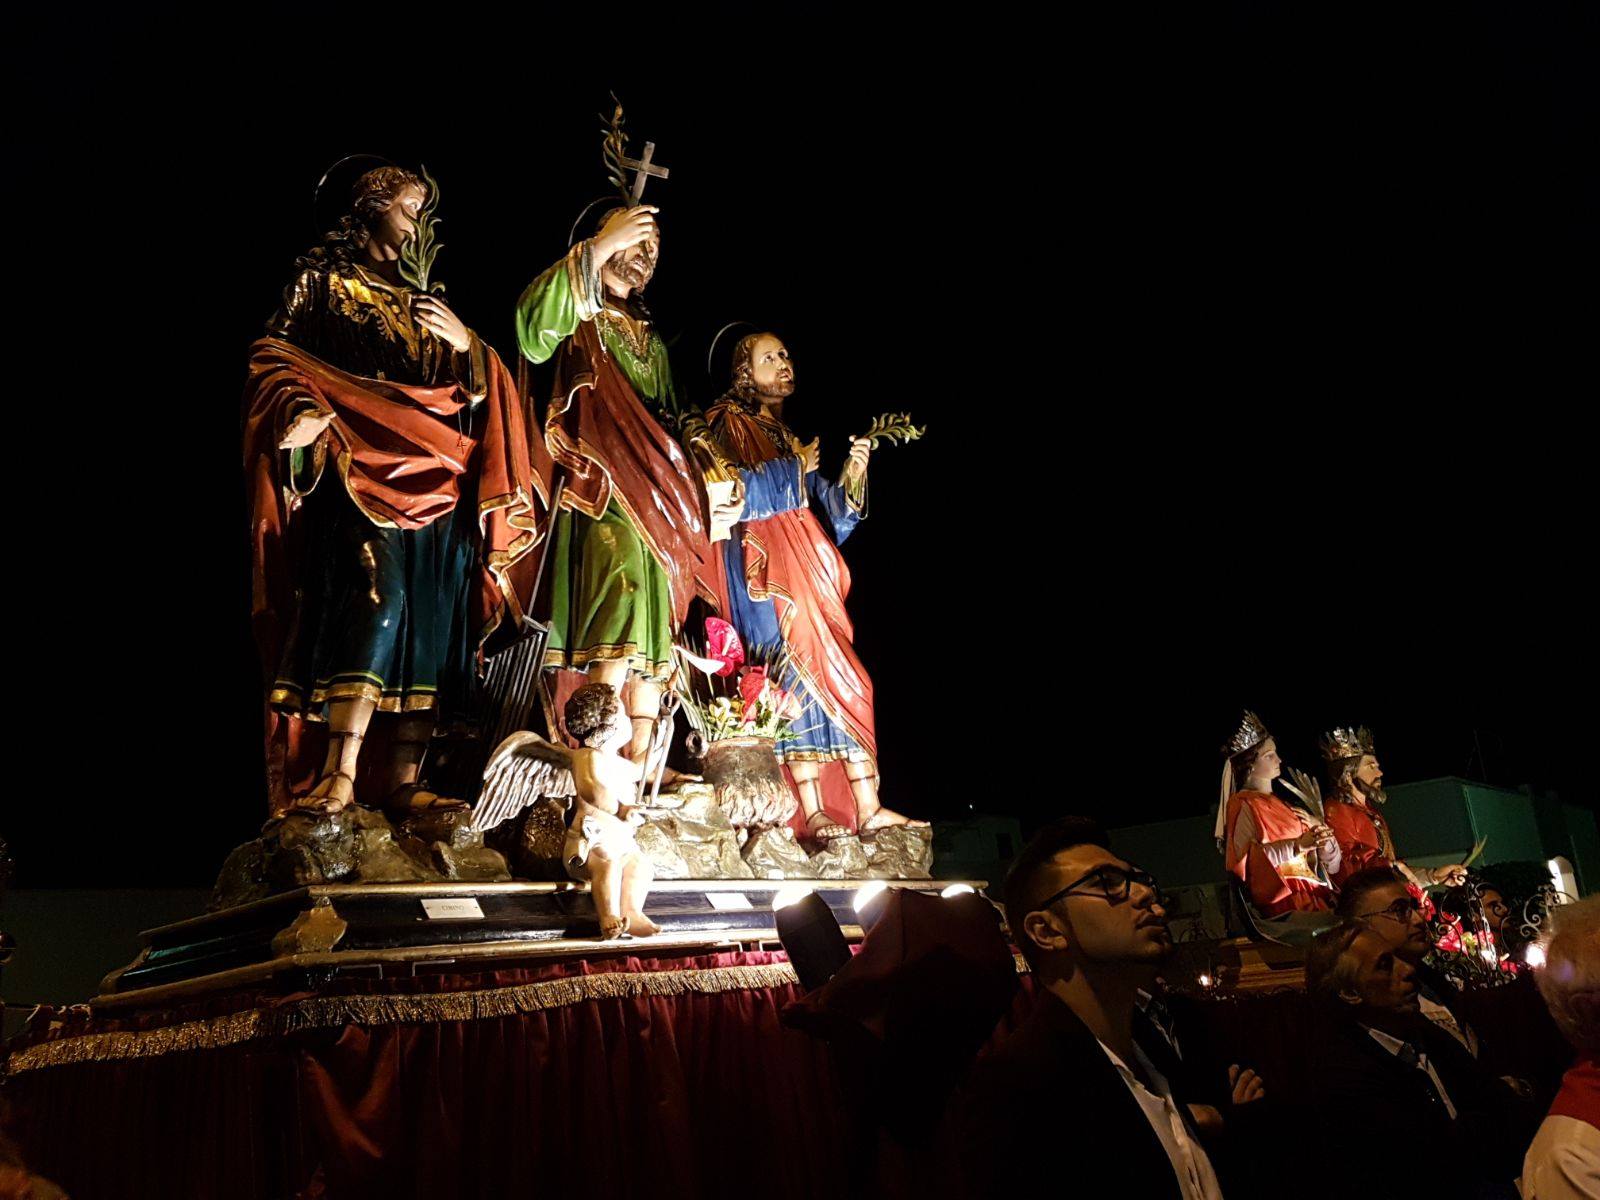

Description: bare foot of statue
[384,783,469,816]
[804,808,852,844]
[626,911,661,937]
[855,805,929,833]
[288,772,357,818]
[598,914,631,940]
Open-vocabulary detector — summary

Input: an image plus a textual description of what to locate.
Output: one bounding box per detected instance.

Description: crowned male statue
[1321,725,1467,890]
[245,162,546,819]
[691,331,925,841]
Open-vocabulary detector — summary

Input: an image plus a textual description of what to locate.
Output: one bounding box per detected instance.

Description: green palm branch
[398,164,445,295]
[856,412,927,449]
[601,96,630,200]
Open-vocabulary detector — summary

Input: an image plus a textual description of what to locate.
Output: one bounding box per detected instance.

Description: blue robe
[721,457,866,760]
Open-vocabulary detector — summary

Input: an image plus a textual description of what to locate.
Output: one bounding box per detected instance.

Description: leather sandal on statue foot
[283,772,358,820]
[804,809,852,844]
[384,783,469,816]
[855,806,929,834]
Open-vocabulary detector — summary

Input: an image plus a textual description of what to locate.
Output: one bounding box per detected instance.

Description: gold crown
[1222,710,1271,758]
[1319,725,1375,762]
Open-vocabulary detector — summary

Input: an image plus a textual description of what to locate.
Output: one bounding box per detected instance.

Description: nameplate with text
[421,898,485,920]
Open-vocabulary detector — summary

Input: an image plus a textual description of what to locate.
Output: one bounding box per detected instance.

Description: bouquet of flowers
[678,619,803,744]
[1417,880,1518,988]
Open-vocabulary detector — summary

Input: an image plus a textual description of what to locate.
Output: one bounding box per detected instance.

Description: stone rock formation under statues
[212,808,511,911]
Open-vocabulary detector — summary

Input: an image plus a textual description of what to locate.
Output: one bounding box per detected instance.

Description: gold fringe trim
[4,963,800,1076]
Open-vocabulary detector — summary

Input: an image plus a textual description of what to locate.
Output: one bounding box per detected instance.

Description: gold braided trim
[4,963,800,1076]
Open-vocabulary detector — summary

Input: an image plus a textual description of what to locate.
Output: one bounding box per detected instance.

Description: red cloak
[708,401,876,760]
[243,335,550,813]
[1224,790,1333,916]
[1324,797,1396,887]
[547,320,719,625]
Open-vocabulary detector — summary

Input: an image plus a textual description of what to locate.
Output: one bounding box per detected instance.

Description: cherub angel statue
[471,683,660,939]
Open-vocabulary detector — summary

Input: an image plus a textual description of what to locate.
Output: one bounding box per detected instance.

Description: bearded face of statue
[610,227,660,291]
[746,334,796,399]
[1352,753,1387,806]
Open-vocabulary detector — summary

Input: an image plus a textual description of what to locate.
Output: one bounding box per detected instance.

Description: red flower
[739,667,768,720]
[704,618,744,677]
[1435,919,1464,955]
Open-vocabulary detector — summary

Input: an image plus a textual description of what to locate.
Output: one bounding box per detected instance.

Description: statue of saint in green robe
[515,218,718,702]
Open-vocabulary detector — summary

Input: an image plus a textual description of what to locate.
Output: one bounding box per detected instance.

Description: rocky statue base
[212,808,511,911]
[212,785,931,915]
[491,783,933,882]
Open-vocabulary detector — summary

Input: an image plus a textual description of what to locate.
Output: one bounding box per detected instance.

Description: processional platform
[98,878,981,1004]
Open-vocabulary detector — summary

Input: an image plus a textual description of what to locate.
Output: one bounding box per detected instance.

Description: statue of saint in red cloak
[687,332,925,842]
[1217,712,1339,917]
[1320,726,1467,891]
[244,165,548,818]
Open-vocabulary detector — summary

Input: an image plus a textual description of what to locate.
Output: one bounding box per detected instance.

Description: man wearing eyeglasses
[1305,920,1536,1196]
[1338,867,1483,1058]
[956,817,1225,1200]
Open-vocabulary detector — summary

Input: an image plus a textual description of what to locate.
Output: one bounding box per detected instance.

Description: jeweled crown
[1319,725,1376,762]
[1222,711,1271,758]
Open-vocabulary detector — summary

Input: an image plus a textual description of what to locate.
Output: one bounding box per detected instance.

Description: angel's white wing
[469,731,578,833]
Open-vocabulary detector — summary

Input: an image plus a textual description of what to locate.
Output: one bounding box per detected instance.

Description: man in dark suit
[1337,866,1484,1057]
[1304,920,1537,1198]
[956,817,1224,1199]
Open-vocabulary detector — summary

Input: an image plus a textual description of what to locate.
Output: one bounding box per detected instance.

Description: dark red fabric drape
[6,947,1569,1200]
[2,952,847,1200]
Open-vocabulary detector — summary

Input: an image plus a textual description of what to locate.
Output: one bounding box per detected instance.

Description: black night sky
[5,7,1594,888]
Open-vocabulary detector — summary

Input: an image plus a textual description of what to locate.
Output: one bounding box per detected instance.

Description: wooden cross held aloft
[620,141,670,204]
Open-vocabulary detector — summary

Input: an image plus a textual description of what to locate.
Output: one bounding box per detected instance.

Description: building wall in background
[1107,816,1219,889]
[933,814,1023,891]
[1,889,208,1039]
[1387,778,1598,893]
[1384,779,1480,858]
[1565,804,1600,895]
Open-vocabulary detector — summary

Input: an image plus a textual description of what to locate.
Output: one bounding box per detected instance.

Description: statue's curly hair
[1326,753,1364,791]
[727,332,774,408]
[296,166,423,275]
[565,683,623,748]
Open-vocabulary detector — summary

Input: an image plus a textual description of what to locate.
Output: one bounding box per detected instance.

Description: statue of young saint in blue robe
[689,332,925,841]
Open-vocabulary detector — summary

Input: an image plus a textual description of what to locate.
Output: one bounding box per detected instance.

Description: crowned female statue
[1217,711,1340,917]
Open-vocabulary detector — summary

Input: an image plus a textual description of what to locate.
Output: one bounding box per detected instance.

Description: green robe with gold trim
[516,247,684,679]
